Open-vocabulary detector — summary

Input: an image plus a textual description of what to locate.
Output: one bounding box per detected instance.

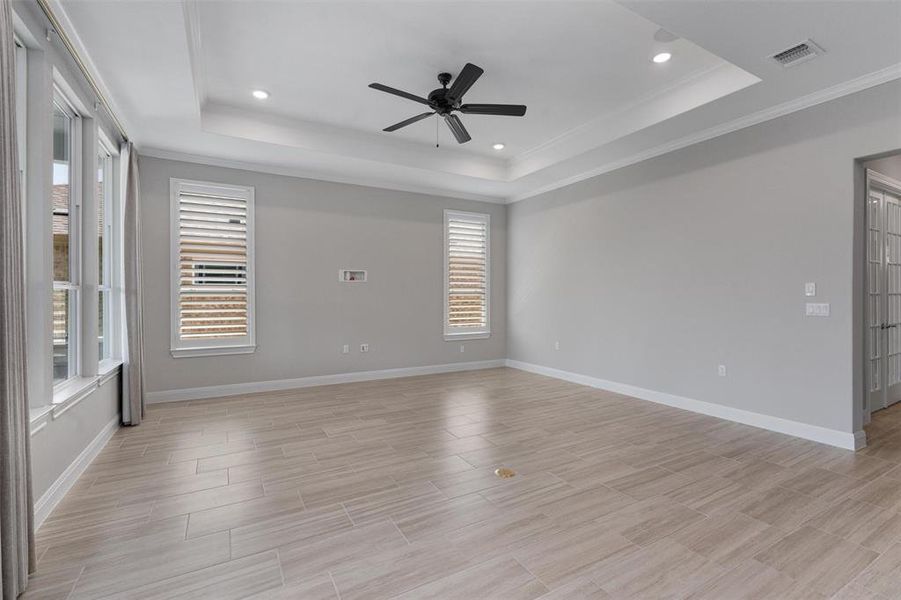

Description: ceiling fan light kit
[368,63,527,144]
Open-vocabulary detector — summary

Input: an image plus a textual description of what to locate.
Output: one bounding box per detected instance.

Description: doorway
[866,167,901,415]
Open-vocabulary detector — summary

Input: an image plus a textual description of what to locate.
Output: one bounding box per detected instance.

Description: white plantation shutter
[170,179,255,356]
[444,210,490,339]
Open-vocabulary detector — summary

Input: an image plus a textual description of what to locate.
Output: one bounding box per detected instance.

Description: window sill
[99,359,123,383]
[52,376,100,419]
[171,344,256,358]
[30,406,53,436]
[444,332,491,341]
[31,367,124,437]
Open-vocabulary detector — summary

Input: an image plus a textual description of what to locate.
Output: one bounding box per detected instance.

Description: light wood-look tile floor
[24,368,901,599]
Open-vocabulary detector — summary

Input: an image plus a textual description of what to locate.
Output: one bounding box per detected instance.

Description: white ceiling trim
[201,103,508,181]
[514,62,735,163]
[42,0,132,138]
[509,62,760,179]
[179,0,752,183]
[47,0,901,206]
[509,62,901,203]
[138,146,508,205]
[140,61,900,206]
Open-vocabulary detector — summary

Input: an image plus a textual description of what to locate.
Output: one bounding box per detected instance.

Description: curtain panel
[0,1,36,596]
[121,143,145,425]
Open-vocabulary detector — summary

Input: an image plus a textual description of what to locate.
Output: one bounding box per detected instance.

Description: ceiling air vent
[772,40,824,68]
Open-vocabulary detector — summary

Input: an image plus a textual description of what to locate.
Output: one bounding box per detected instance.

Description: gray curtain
[121,143,145,425]
[0,1,36,596]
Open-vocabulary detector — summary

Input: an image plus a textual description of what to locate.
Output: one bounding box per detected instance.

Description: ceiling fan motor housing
[428,87,459,115]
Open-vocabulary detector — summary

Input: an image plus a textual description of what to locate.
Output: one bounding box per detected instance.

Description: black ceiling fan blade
[459,103,527,117]
[368,83,431,106]
[447,63,484,102]
[383,112,434,132]
[444,114,471,144]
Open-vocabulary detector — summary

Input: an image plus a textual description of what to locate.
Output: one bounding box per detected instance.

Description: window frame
[51,87,82,389]
[97,138,115,363]
[169,178,256,358]
[443,209,491,341]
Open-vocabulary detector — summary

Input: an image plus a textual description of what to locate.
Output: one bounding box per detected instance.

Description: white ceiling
[54,0,901,202]
[196,1,734,157]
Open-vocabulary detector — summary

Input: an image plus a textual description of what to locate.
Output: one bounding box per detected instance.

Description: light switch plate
[804,282,816,297]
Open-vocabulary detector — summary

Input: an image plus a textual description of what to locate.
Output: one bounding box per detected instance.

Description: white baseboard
[34,416,120,529]
[146,359,507,404]
[506,359,865,451]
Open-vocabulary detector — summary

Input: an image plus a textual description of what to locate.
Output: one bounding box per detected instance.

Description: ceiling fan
[368,63,527,144]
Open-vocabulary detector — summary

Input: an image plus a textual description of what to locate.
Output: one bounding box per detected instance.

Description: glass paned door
[867,173,901,413]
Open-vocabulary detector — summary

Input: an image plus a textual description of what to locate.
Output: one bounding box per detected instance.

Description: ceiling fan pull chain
[436,114,439,148]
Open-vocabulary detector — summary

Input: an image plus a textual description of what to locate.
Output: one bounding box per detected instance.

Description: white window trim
[51,86,82,390]
[169,178,256,358]
[97,138,115,362]
[444,209,491,341]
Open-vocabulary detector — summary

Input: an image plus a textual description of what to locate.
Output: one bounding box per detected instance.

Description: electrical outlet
[554,340,560,351]
[342,344,349,354]
[804,282,816,297]
[459,344,465,353]
[718,364,727,377]
[360,343,369,353]
[805,303,830,317]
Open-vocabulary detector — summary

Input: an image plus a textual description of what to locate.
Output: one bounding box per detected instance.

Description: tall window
[444,210,490,340]
[97,145,113,361]
[170,179,255,357]
[52,94,80,384]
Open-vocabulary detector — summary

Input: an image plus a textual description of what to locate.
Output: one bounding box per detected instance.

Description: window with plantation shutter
[444,210,490,340]
[170,179,256,357]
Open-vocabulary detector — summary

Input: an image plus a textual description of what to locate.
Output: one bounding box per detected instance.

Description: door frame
[865,168,901,421]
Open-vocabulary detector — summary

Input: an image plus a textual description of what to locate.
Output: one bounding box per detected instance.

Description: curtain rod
[34,0,129,142]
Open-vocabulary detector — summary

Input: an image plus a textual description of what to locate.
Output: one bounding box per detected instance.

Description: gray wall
[507,80,901,435]
[140,157,507,393]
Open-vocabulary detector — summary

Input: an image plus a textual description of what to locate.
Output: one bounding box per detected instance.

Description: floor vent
[772,40,824,68]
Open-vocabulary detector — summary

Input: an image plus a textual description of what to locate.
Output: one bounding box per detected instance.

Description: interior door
[867,177,901,413]
[884,190,901,406]
[867,186,884,412]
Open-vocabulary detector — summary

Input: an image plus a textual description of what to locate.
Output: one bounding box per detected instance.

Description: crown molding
[144,63,900,206]
[508,62,901,203]
[512,63,732,165]
[138,146,507,204]
[39,0,130,140]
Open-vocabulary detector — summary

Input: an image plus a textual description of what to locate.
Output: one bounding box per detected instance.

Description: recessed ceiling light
[492,143,505,150]
[652,52,672,64]
[252,89,270,100]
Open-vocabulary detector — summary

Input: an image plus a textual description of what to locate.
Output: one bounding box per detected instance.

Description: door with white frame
[867,169,901,414]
